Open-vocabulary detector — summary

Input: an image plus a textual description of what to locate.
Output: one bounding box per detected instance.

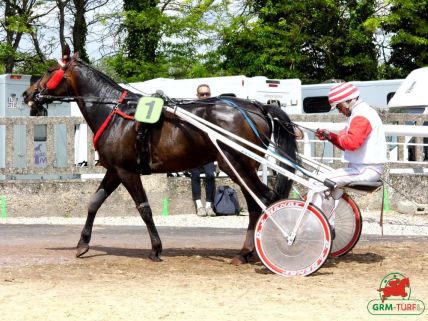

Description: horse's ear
[62,43,71,62]
[73,52,80,60]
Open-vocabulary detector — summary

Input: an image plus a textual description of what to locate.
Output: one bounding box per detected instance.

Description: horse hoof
[148,254,162,262]
[230,255,247,265]
[76,244,89,257]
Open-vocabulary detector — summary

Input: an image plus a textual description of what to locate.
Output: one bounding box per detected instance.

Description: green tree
[382,0,428,78]
[157,0,225,78]
[324,0,379,81]
[72,0,90,62]
[218,2,308,80]
[110,0,162,81]
[107,0,225,82]
[0,0,55,73]
[219,0,379,83]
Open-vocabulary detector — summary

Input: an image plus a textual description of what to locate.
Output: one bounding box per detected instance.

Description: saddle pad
[135,97,164,123]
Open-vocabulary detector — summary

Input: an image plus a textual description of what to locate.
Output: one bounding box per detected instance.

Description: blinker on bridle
[44,58,74,91]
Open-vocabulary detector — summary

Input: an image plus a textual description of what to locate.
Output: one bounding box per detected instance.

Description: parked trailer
[0,74,74,179]
[76,76,403,165]
[387,67,428,162]
[388,67,428,112]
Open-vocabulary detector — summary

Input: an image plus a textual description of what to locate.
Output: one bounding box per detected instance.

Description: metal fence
[0,112,427,179]
[293,112,428,168]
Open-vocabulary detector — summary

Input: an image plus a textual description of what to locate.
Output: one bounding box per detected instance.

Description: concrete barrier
[0,173,426,218]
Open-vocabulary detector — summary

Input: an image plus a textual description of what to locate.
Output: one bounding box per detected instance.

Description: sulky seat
[345,181,383,193]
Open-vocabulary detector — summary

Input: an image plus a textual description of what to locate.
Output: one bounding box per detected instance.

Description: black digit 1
[145,100,155,119]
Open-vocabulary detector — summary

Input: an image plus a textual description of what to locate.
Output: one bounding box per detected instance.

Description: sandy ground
[0,226,427,321]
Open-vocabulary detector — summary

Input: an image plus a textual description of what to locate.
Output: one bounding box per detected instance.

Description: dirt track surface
[0,224,427,321]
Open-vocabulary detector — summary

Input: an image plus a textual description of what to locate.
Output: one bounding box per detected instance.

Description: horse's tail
[263,103,298,199]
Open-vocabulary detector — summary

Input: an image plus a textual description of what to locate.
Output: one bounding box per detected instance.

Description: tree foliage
[0,0,115,73]
[219,0,379,83]
[108,0,226,82]
[0,0,427,83]
[381,0,428,78]
[72,0,89,62]
[0,0,56,73]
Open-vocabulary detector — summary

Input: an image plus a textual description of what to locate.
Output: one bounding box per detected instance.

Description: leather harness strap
[117,90,128,104]
[93,91,135,150]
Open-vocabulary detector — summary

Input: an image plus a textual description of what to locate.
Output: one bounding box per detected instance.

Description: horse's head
[401,277,410,287]
[23,44,78,116]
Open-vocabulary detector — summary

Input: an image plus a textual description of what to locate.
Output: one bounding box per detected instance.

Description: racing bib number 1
[135,97,164,123]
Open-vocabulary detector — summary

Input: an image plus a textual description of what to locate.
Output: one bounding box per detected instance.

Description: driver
[313,82,387,231]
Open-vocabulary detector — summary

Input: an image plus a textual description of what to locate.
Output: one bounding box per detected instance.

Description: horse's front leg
[218,155,276,265]
[76,169,121,257]
[117,169,162,262]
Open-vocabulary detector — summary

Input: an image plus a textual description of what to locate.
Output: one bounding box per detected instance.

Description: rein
[37,89,135,151]
[39,90,136,150]
[35,94,132,105]
[221,98,268,147]
[290,122,317,134]
[218,98,322,181]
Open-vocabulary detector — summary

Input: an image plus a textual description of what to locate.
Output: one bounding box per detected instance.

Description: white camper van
[122,75,302,113]
[301,79,403,114]
[387,67,428,161]
[388,67,428,114]
[125,76,402,115]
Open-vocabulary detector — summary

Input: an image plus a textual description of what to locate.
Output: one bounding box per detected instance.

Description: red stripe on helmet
[328,82,359,105]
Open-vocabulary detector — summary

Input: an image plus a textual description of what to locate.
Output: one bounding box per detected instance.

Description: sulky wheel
[329,193,362,257]
[255,199,332,277]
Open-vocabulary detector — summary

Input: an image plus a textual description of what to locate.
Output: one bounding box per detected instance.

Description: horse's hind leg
[117,169,162,262]
[231,191,266,265]
[217,154,278,265]
[76,169,121,257]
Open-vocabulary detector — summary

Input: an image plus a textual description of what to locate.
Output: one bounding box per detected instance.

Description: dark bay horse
[23,51,297,265]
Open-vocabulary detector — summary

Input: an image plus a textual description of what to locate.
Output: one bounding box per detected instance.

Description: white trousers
[311,163,384,226]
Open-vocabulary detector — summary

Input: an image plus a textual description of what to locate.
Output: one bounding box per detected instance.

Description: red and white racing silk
[312,100,387,226]
[329,100,387,165]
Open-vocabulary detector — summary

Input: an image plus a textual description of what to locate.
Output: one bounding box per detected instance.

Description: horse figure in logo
[23,47,297,265]
[378,277,410,303]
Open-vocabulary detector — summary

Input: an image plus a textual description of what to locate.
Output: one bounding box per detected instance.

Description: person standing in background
[191,84,216,217]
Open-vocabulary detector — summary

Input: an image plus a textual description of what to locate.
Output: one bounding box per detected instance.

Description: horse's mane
[76,59,129,93]
[74,59,142,114]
